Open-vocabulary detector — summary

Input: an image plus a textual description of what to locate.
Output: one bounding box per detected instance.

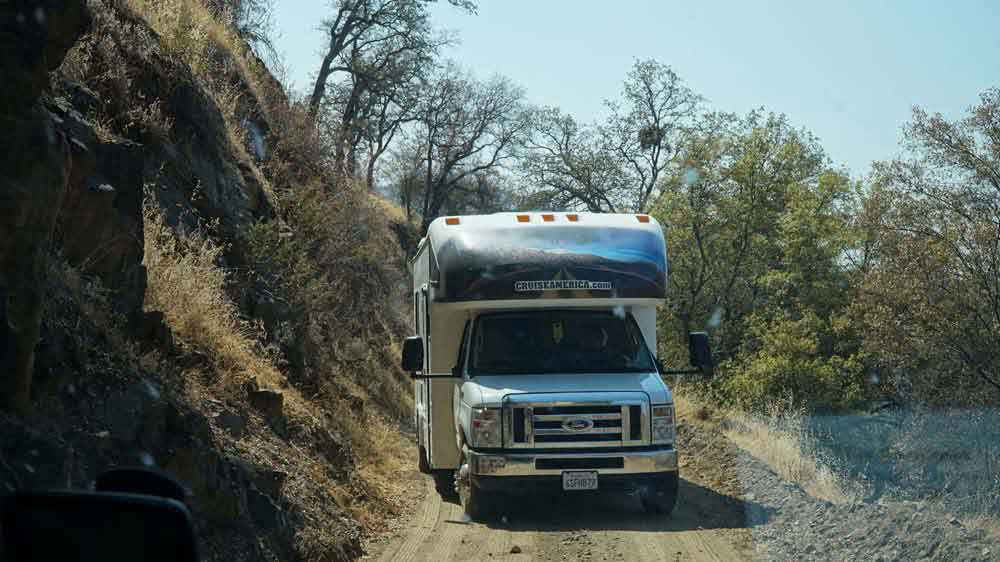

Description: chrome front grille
[533,405,622,444]
[504,396,649,449]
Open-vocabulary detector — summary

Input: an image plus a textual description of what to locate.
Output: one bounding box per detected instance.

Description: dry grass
[679,393,1000,538]
[673,393,704,422]
[676,394,857,504]
[129,0,270,105]
[144,202,268,383]
[887,408,1000,538]
[143,199,340,423]
[341,412,416,530]
[126,0,417,550]
[371,194,410,224]
[53,1,416,557]
[964,492,1000,539]
[128,0,276,195]
[58,9,177,142]
[143,197,414,541]
[723,410,855,505]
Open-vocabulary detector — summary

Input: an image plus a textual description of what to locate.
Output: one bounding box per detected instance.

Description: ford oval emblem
[562,417,594,432]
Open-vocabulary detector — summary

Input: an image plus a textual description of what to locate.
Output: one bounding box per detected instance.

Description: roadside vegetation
[126,0,421,545]
[649,89,1000,531]
[36,0,422,557]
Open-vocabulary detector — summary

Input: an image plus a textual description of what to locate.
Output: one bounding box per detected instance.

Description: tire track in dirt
[375,478,442,562]
[417,498,467,562]
[371,400,757,562]
[373,475,751,562]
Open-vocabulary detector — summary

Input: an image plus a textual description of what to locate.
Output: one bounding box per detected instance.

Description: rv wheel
[418,445,431,474]
[455,452,495,521]
[640,471,679,515]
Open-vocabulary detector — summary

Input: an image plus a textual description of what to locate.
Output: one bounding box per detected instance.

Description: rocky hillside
[0,1,418,560]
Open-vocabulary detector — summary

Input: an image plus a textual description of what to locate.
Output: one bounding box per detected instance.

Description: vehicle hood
[462,372,671,407]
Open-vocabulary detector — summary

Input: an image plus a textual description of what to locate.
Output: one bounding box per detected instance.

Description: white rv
[400,212,712,520]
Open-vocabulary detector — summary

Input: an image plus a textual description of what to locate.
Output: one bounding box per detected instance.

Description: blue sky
[272,0,999,177]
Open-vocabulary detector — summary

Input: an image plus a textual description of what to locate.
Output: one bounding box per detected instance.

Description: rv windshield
[469,311,656,375]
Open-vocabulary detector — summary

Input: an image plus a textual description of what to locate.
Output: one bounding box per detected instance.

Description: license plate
[562,471,598,491]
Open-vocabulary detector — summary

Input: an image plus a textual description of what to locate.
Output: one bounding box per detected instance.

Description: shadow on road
[434,477,766,533]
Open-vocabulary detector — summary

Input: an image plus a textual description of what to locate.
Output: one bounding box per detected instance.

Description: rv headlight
[470,407,502,448]
[651,404,675,444]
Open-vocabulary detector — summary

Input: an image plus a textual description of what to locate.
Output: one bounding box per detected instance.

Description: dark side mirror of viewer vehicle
[688,331,714,376]
[401,336,424,373]
[1,490,199,562]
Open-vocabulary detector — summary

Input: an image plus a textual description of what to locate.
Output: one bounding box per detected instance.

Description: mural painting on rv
[431,222,668,302]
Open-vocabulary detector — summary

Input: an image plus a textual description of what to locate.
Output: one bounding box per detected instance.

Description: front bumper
[474,472,676,494]
[468,446,677,478]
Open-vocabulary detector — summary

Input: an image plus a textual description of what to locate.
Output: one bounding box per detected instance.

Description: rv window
[412,292,418,332]
[455,320,471,375]
[469,310,655,375]
[421,289,430,371]
[429,244,439,285]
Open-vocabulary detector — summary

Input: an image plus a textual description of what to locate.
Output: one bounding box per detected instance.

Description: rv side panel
[631,305,658,354]
[410,242,431,469]
[427,301,465,469]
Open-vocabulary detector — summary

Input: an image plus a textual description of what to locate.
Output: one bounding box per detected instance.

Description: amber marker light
[445,217,460,225]
[566,214,579,222]
[542,214,555,222]
[636,215,651,223]
[516,214,531,223]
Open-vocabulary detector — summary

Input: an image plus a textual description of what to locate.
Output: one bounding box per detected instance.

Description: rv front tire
[640,471,679,515]
[456,451,495,521]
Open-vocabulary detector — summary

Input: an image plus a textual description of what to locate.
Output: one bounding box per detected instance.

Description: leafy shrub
[721,311,866,412]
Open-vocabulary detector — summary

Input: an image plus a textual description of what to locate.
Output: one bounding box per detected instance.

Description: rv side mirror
[688,332,714,376]
[401,336,424,373]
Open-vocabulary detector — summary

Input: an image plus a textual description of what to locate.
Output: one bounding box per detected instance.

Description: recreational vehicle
[400,212,712,519]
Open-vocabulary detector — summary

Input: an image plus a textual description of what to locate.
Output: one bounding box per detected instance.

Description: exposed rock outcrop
[0,0,90,411]
[40,1,276,326]
[50,99,148,324]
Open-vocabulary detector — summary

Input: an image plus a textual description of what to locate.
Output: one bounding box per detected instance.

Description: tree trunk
[309,52,335,115]
[365,157,377,191]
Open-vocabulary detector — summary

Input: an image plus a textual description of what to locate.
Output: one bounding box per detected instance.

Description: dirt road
[363,398,1000,562]
[366,471,752,562]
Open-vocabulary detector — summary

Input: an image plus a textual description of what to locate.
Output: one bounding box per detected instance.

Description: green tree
[652,111,865,410]
[858,89,1000,405]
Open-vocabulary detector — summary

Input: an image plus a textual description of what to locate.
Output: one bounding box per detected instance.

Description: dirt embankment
[364,400,1000,562]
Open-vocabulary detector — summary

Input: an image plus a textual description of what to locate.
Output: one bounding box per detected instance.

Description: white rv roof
[415,213,663,256]
[426,212,663,240]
